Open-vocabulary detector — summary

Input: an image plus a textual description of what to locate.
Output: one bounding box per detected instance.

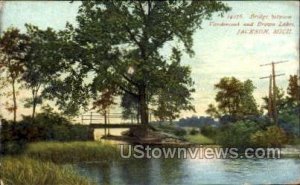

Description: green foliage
[24,141,120,164]
[0,27,30,122]
[189,128,199,135]
[22,24,64,118]
[201,125,218,138]
[174,128,187,137]
[1,110,91,154]
[152,56,195,122]
[216,120,260,147]
[47,1,230,123]
[287,75,300,103]
[206,77,260,119]
[279,110,299,137]
[120,92,139,121]
[0,157,95,185]
[262,87,286,115]
[185,134,214,145]
[250,126,288,147]
[0,141,27,155]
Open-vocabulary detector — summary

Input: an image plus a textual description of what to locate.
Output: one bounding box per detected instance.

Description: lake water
[75,157,300,184]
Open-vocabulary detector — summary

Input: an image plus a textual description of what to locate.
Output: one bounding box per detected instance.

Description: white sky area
[0,1,299,121]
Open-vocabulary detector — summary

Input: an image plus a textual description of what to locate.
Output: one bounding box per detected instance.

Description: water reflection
[76,157,300,185]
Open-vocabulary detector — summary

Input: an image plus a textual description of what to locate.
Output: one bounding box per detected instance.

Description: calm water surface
[75,157,300,184]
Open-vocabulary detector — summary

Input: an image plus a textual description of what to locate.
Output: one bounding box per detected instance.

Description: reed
[0,157,96,185]
[23,141,120,164]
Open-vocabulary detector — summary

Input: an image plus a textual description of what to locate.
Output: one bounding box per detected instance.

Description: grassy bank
[0,157,96,185]
[23,141,120,164]
[185,134,214,145]
[0,141,120,185]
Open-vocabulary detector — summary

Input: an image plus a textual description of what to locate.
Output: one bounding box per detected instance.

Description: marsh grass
[23,141,120,164]
[0,157,96,185]
[0,141,121,185]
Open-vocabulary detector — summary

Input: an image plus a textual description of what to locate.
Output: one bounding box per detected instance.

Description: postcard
[0,1,299,184]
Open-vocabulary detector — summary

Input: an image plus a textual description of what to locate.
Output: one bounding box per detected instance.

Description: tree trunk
[32,90,37,121]
[104,110,107,136]
[32,100,36,121]
[12,79,17,123]
[139,86,148,125]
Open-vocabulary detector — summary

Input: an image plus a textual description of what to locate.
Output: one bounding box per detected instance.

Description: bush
[216,120,260,148]
[250,126,288,147]
[52,125,72,141]
[190,128,199,135]
[201,125,217,138]
[0,112,91,154]
[1,141,27,155]
[279,111,300,137]
[174,127,187,136]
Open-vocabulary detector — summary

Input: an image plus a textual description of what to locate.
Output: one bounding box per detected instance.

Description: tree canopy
[0,28,30,122]
[206,77,259,119]
[48,0,230,124]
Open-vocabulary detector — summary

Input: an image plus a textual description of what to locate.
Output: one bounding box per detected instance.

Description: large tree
[206,77,259,119]
[0,28,30,122]
[54,1,229,124]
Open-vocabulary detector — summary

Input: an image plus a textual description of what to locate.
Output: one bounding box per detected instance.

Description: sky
[0,1,299,121]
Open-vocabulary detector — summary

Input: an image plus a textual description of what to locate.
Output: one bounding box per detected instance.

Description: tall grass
[23,141,120,164]
[0,157,96,185]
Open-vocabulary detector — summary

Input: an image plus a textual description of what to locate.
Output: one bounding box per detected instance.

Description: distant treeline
[177,116,218,128]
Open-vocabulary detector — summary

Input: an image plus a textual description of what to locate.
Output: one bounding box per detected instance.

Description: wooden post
[268,75,273,119]
[260,61,288,125]
[272,63,278,125]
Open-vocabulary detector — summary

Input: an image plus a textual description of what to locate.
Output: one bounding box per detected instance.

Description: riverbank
[0,141,119,185]
[0,157,95,185]
[1,141,299,185]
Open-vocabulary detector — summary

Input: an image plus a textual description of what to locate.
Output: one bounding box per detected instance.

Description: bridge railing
[81,112,155,125]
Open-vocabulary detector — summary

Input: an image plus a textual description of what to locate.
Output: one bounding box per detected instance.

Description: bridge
[81,112,154,137]
[89,123,140,129]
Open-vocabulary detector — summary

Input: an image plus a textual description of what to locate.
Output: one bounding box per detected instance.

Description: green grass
[0,157,96,185]
[0,141,121,185]
[23,141,120,164]
[185,134,215,145]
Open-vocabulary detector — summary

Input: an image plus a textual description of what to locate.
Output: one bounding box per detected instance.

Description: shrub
[250,126,288,147]
[174,127,187,136]
[279,111,300,137]
[201,125,217,138]
[190,128,199,135]
[216,120,260,147]
[0,113,91,154]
